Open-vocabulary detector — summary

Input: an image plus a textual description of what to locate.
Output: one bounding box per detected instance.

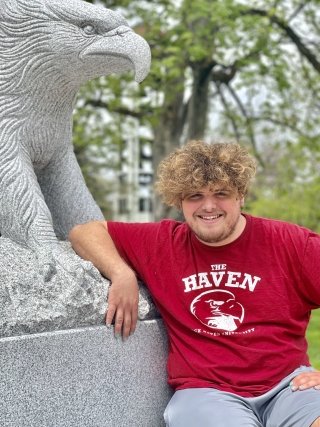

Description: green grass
[307,309,320,369]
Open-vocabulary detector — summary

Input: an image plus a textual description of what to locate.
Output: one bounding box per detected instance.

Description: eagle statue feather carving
[0,0,151,279]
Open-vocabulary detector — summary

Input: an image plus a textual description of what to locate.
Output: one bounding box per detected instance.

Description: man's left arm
[69,220,139,340]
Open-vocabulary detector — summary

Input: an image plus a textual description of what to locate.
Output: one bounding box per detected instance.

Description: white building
[108,128,154,222]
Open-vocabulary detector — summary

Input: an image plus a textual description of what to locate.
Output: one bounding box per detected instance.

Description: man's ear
[240,196,245,207]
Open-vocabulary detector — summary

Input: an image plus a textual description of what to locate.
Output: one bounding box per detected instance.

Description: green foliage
[72,78,132,218]
[307,309,320,369]
[74,0,320,220]
[249,180,320,232]
[248,141,320,232]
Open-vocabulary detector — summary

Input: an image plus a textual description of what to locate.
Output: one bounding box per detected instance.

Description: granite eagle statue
[0,0,151,278]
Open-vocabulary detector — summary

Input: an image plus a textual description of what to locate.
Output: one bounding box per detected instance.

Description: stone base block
[1,320,172,427]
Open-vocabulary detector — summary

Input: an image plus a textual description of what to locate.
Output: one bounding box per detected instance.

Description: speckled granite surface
[1,321,171,427]
[0,238,160,338]
[0,238,169,427]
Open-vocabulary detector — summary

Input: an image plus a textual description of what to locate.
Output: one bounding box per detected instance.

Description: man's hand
[69,221,139,340]
[106,270,139,340]
[291,371,320,391]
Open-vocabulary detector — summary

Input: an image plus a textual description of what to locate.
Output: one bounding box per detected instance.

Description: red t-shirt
[107,214,320,397]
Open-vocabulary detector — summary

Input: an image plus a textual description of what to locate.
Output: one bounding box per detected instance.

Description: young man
[69,140,320,427]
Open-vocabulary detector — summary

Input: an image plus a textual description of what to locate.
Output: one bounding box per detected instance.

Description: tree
[74,0,320,223]
[249,140,320,232]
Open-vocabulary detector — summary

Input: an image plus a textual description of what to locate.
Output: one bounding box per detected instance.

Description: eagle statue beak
[81,26,151,83]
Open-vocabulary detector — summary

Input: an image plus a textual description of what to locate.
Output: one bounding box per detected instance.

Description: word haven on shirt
[182,264,261,293]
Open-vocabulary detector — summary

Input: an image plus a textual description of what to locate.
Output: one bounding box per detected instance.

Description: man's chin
[194,227,235,246]
[195,233,226,245]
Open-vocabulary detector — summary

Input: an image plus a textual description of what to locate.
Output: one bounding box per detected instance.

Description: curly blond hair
[155,140,257,208]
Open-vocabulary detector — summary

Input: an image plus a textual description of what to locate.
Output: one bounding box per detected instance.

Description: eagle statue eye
[81,24,97,35]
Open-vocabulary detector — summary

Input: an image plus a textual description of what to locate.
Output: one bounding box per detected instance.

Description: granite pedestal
[1,320,171,427]
[1,238,172,426]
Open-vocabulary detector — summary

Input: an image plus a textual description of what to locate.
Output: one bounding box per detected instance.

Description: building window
[138,172,153,186]
[119,198,128,214]
[139,197,153,213]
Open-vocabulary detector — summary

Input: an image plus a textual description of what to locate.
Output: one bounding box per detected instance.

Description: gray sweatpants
[164,366,320,427]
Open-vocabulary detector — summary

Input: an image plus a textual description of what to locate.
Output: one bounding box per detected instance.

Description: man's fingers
[130,305,138,335]
[105,282,139,340]
[106,303,137,340]
[114,308,124,337]
[117,302,136,339]
[122,311,132,340]
[291,372,320,391]
[106,303,116,327]
[293,372,317,385]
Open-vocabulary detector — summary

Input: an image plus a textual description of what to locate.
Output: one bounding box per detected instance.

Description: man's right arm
[69,220,139,339]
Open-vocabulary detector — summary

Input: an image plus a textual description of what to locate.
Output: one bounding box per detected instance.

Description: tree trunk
[152,62,214,220]
[186,61,215,141]
[152,78,187,220]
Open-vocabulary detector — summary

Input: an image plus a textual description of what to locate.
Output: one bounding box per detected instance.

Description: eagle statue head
[0,0,151,93]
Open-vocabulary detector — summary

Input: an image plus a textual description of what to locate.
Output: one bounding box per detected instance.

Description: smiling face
[181,185,246,246]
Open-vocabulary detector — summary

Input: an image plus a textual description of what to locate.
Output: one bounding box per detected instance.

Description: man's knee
[311,417,320,427]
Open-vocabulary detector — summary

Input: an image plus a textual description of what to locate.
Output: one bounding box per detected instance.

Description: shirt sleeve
[300,231,320,307]
[106,221,162,283]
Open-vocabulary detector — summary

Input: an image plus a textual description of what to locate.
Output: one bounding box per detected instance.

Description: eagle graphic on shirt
[191,290,244,332]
